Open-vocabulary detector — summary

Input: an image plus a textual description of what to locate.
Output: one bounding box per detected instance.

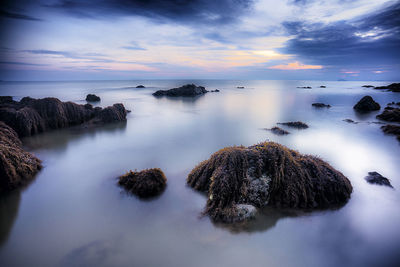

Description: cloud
[0,61,47,66]
[268,61,322,70]
[48,0,254,25]
[121,42,146,51]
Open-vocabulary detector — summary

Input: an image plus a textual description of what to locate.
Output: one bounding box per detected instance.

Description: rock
[381,124,400,142]
[312,103,331,108]
[86,94,100,102]
[365,172,393,188]
[153,84,208,97]
[277,121,309,129]
[236,86,245,89]
[376,108,400,123]
[353,96,381,112]
[319,86,326,88]
[269,127,290,135]
[374,83,400,92]
[118,168,167,198]
[136,85,145,88]
[0,122,42,192]
[187,142,352,223]
[0,96,128,137]
[297,86,312,89]
[362,85,374,88]
[343,119,358,124]
[211,89,220,92]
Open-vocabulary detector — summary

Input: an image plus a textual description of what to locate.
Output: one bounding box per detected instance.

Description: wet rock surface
[85,94,100,102]
[374,83,400,92]
[0,96,127,137]
[381,124,400,142]
[0,122,42,192]
[118,168,167,198]
[365,172,393,188]
[187,142,352,223]
[353,96,380,112]
[153,84,208,97]
[268,127,290,135]
[277,121,309,129]
[312,103,331,108]
[376,107,400,123]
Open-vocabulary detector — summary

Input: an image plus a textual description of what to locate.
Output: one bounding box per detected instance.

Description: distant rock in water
[187,142,352,223]
[136,85,145,88]
[374,83,400,92]
[365,172,393,188]
[118,168,167,198]
[381,124,400,142]
[236,86,245,89]
[319,86,326,88]
[343,119,358,124]
[353,96,380,112]
[153,84,208,97]
[312,103,331,108]
[376,107,400,123]
[268,127,290,135]
[210,89,220,92]
[277,121,309,129]
[387,102,400,106]
[0,96,128,137]
[362,85,374,88]
[0,122,42,192]
[86,94,100,102]
[297,86,312,89]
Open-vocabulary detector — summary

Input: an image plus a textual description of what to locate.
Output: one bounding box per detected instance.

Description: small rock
[297,86,312,89]
[319,86,326,88]
[343,119,358,124]
[312,103,331,108]
[118,168,167,198]
[153,84,208,97]
[365,172,393,188]
[381,124,400,142]
[277,121,309,129]
[211,89,220,92]
[136,85,145,88]
[362,85,374,88]
[376,108,400,123]
[353,96,380,112]
[236,86,245,89]
[86,94,101,102]
[269,127,290,135]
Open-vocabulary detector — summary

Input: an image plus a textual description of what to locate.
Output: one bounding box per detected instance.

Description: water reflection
[0,191,20,247]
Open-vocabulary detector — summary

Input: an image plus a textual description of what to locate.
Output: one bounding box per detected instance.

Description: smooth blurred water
[0,80,399,267]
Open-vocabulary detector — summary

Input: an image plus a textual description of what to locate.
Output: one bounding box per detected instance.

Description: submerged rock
[312,103,331,108]
[374,83,400,92]
[187,142,352,223]
[268,127,290,135]
[376,108,400,123]
[353,96,380,112]
[381,124,400,142]
[86,94,100,102]
[153,84,208,97]
[118,168,167,198]
[0,96,128,137]
[0,122,42,192]
[136,85,145,88]
[365,172,393,188]
[343,119,358,124]
[277,121,309,129]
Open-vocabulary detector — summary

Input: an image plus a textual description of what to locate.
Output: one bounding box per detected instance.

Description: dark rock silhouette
[319,86,326,88]
[0,122,42,192]
[211,89,220,92]
[187,142,352,223]
[297,86,312,89]
[365,172,393,188]
[85,94,100,102]
[268,127,290,135]
[277,121,309,129]
[237,86,245,89]
[381,125,400,142]
[343,119,358,124]
[376,108,400,123]
[153,84,207,97]
[312,103,331,108]
[362,85,374,88]
[374,83,400,92]
[0,96,128,137]
[118,168,167,198]
[353,96,380,112]
[136,85,145,88]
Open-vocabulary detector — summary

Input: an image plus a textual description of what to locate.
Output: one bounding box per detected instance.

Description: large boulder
[118,168,167,198]
[187,142,352,223]
[353,96,380,112]
[153,84,208,97]
[0,122,42,192]
[0,96,128,137]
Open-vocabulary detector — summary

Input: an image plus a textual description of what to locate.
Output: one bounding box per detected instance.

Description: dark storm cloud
[47,0,254,24]
[281,1,400,67]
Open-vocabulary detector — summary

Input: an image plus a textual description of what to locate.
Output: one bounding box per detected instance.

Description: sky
[0,0,399,81]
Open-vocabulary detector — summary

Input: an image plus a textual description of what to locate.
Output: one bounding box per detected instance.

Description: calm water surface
[0,80,399,267]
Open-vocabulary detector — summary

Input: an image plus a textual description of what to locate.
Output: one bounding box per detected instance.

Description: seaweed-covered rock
[0,122,42,192]
[376,108,400,123]
[312,103,331,108]
[277,121,309,129]
[187,142,352,223]
[365,172,393,188]
[374,83,400,92]
[86,94,100,102]
[118,168,167,198]
[136,85,145,88]
[381,124,400,142]
[0,96,128,137]
[353,96,380,112]
[268,127,290,135]
[153,84,208,97]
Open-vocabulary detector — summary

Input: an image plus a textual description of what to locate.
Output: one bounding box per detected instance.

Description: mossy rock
[119,168,167,198]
